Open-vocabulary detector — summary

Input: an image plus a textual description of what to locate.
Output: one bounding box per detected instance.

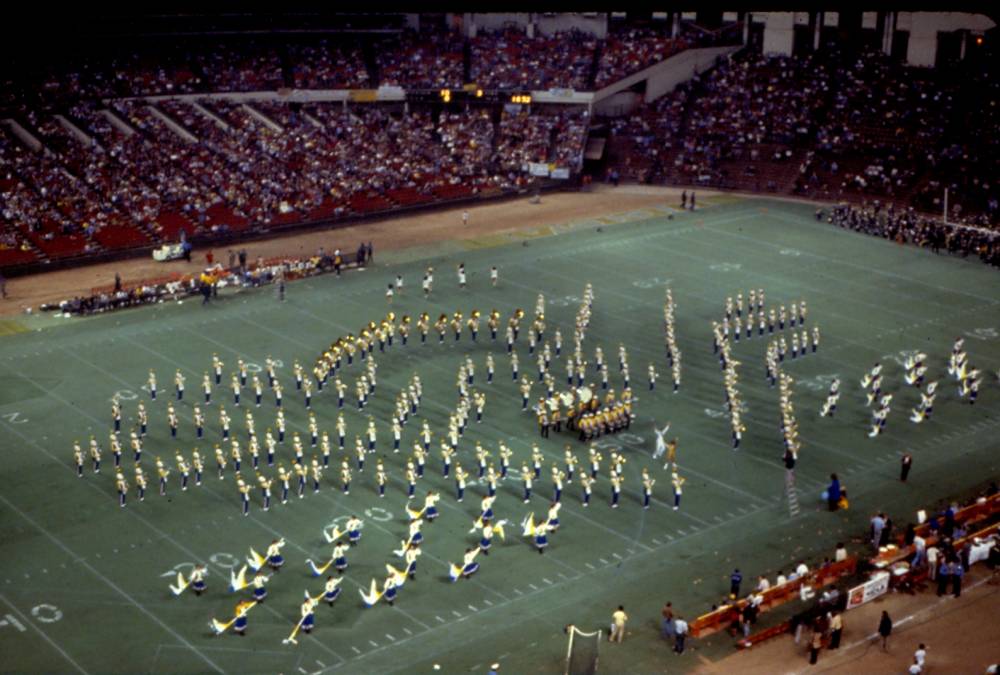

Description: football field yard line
[64,343,428,643]
[1,366,810,675]
[0,592,90,675]
[5,199,999,674]
[3,399,352,669]
[623,230,917,329]
[0,494,225,675]
[763,212,1000,305]
[11,353,354,666]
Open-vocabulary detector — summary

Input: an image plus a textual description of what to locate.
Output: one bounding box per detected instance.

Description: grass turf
[0,195,998,674]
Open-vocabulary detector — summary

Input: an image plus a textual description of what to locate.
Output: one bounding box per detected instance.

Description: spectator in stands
[470,28,596,91]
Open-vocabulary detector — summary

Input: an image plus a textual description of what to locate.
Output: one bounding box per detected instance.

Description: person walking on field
[809,625,823,664]
[673,615,688,654]
[827,473,841,512]
[660,601,675,640]
[609,605,627,643]
[878,610,893,651]
[900,452,913,481]
[828,611,843,649]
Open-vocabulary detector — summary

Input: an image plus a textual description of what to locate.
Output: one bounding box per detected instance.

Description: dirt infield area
[0,185,706,317]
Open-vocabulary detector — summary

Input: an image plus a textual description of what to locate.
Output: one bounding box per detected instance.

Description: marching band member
[237,474,251,515]
[310,457,323,493]
[295,461,308,498]
[257,473,272,511]
[214,444,226,480]
[156,456,169,495]
[266,539,285,571]
[346,516,363,546]
[455,464,468,502]
[323,576,342,606]
[610,471,623,508]
[551,465,565,502]
[176,451,190,491]
[672,471,685,510]
[642,468,655,510]
[134,465,147,501]
[116,470,128,507]
[277,463,291,504]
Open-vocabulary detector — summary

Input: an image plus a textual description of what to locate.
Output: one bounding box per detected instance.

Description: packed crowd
[827,203,1000,268]
[0,99,589,264]
[3,27,717,106]
[470,28,598,91]
[291,40,370,90]
[375,30,464,90]
[605,47,1000,226]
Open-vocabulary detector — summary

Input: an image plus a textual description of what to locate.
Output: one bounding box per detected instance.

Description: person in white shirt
[756,575,771,592]
[672,616,688,654]
[914,644,927,668]
[776,571,787,585]
[795,561,809,577]
[834,542,848,562]
[913,535,927,567]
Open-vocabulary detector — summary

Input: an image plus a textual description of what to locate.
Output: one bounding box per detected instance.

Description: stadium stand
[4,24,996,274]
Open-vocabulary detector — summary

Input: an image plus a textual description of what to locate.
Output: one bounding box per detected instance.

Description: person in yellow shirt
[610,605,628,643]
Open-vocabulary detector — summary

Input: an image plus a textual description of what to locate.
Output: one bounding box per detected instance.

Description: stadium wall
[590,44,741,113]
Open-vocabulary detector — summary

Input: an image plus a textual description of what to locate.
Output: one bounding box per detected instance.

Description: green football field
[1,195,999,675]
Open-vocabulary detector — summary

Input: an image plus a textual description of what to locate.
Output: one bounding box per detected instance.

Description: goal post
[564,625,601,675]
